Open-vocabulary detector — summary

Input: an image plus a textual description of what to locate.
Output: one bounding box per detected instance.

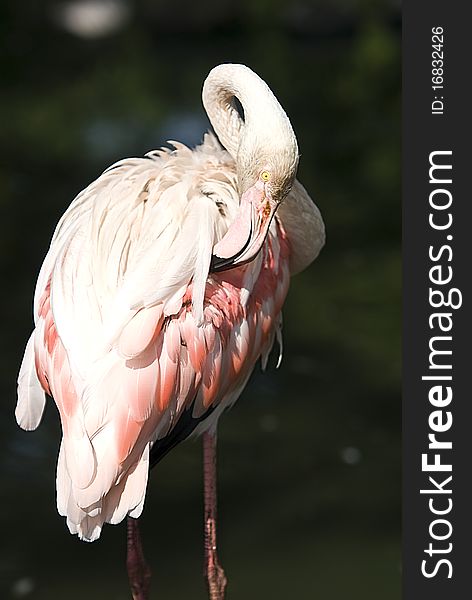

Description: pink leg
[126,516,152,600]
[203,431,227,600]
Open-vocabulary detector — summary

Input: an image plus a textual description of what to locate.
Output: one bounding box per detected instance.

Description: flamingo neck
[202,64,297,173]
[202,65,323,277]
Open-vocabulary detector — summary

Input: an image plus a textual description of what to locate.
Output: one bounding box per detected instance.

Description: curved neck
[202,65,323,277]
[202,64,297,167]
[277,180,325,275]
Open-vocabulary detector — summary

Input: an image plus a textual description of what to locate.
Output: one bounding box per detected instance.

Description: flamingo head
[211,145,299,272]
[204,63,299,272]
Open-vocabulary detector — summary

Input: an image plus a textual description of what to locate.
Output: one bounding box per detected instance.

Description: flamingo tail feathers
[16,332,46,431]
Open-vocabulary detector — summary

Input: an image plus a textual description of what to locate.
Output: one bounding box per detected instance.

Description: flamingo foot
[126,516,152,600]
[203,431,227,600]
[204,526,227,600]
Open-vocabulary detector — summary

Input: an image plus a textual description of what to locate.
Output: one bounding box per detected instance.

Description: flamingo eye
[260,170,271,182]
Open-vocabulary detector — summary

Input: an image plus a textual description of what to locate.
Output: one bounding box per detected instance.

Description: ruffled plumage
[16,133,292,541]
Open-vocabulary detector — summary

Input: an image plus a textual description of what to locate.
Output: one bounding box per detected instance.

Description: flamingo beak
[211,180,279,272]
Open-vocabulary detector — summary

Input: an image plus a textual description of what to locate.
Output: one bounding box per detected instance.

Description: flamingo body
[16,64,324,546]
[17,134,291,540]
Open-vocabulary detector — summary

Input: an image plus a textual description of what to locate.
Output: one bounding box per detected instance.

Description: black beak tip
[210,254,233,273]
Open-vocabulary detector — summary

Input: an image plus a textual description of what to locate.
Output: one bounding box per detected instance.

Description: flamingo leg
[203,431,227,600]
[126,516,152,600]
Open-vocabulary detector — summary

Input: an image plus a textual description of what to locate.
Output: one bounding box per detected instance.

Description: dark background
[0,1,400,598]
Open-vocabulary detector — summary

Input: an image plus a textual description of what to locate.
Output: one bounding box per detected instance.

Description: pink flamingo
[16,64,324,599]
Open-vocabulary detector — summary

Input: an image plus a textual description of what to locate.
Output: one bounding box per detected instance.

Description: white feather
[16,332,46,431]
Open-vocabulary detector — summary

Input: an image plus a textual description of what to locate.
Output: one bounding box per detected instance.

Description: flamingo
[16,63,325,599]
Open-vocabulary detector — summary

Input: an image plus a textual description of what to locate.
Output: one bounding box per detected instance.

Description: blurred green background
[0,0,400,598]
